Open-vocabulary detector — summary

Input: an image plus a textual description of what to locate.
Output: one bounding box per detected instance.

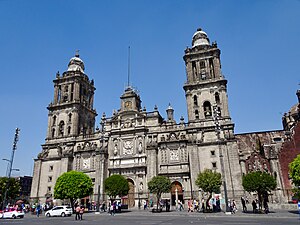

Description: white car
[0,208,25,219]
[45,206,73,217]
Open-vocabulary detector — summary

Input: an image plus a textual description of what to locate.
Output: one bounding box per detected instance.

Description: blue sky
[1,0,300,177]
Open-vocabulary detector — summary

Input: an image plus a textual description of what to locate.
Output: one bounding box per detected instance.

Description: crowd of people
[2,193,271,220]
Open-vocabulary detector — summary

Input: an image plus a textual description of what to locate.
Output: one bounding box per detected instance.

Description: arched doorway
[171,181,184,206]
[122,179,135,208]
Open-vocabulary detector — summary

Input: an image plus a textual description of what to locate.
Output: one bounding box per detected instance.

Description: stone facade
[30,28,300,207]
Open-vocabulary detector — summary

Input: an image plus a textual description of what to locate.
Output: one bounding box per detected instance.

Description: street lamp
[212,106,229,212]
[2,128,20,210]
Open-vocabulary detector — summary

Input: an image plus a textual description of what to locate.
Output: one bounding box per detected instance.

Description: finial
[167,103,173,110]
[197,28,202,31]
[102,112,106,119]
[75,49,80,57]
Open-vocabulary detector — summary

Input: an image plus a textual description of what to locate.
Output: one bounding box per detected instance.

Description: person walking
[241,196,247,212]
[110,202,115,216]
[36,204,41,217]
[252,199,257,213]
[232,199,237,214]
[79,205,84,220]
[75,205,80,220]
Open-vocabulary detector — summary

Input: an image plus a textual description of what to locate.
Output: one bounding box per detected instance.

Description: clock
[125,101,132,109]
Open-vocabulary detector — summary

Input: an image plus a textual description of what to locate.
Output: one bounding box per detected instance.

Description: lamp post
[212,106,229,212]
[2,128,20,210]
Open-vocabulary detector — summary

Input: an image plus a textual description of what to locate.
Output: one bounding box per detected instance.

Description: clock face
[125,101,132,109]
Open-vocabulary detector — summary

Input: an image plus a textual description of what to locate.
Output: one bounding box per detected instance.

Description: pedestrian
[241,196,247,212]
[252,199,257,213]
[216,197,221,212]
[75,205,80,220]
[166,199,170,212]
[100,202,106,212]
[79,205,84,220]
[36,204,40,217]
[110,202,115,216]
[263,192,269,214]
[178,200,183,211]
[201,198,205,212]
[188,199,192,212]
[232,199,237,214]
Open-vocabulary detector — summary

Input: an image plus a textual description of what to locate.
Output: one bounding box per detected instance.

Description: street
[0,210,299,225]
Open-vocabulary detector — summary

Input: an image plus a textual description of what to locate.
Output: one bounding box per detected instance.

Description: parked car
[0,208,25,219]
[45,206,73,217]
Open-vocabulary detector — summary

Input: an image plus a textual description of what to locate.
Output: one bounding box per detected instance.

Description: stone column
[46,114,54,139]
[54,85,59,104]
[74,82,80,101]
[30,160,42,200]
[240,159,246,175]
[73,112,79,136]
[213,57,221,78]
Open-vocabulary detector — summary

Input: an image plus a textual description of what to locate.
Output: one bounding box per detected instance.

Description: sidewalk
[24,208,300,219]
[116,207,300,219]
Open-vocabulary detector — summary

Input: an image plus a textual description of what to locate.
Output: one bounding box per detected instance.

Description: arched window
[51,128,55,138]
[195,110,199,119]
[200,60,205,69]
[52,116,56,126]
[215,92,220,103]
[63,85,69,102]
[192,61,197,76]
[59,121,65,136]
[203,101,212,118]
[58,86,61,102]
[193,95,198,106]
[67,126,71,135]
[68,113,72,123]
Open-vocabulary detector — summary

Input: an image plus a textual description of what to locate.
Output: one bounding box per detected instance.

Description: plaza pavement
[25,207,300,219]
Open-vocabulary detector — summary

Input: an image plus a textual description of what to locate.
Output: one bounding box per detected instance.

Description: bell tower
[46,52,97,140]
[120,86,142,112]
[183,28,231,125]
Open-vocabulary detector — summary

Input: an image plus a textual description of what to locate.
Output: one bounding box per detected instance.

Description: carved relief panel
[123,139,133,155]
[137,136,143,154]
[82,158,91,169]
[159,143,188,164]
[159,145,167,164]
[169,149,179,161]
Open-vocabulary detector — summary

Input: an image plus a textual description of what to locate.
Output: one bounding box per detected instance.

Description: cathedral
[30,28,300,207]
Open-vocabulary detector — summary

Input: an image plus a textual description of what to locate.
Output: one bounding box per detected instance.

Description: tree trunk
[206,193,212,211]
[70,198,74,213]
[156,193,159,210]
[257,192,262,210]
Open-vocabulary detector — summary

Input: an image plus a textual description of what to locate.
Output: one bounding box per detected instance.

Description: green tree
[147,176,171,210]
[54,171,93,210]
[195,169,222,210]
[289,154,300,199]
[104,174,129,202]
[242,171,276,209]
[0,177,20,208]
